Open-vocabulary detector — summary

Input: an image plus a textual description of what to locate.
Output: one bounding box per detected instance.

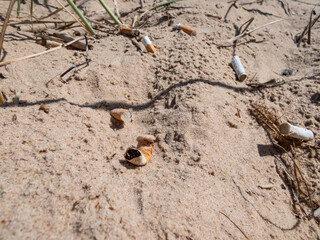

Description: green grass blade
[30,0,34,16]
[66,0,95,35]
[98,0,122,26]
[17,0,21,16]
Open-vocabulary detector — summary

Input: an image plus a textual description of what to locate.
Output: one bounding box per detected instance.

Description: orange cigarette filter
[124,135,155,166]
[141,36,157,53]
[175,23,196,36]
[110,108,131,122]
[0,91,5,104]
[120,26,140,37]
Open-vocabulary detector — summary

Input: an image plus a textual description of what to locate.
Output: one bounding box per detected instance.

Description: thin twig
[274,143,314,209]
[219,211,250,240]
[0,36,84,67]
[39,2,69,20]
[228,19,284,43]
[0,0,16,56]
[240,17,254,33]
[307,10,313,44]
[1,20,76,27]
[297,13,320,46]
[54,0,86,30]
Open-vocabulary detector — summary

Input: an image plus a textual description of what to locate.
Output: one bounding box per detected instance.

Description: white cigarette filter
[119,26,140,37]
[141,36,157,53]
[124,135,156,166]
[174,23,197,36]
[279,123,314,141]
[110,108,131,122]
[231,56,247,82]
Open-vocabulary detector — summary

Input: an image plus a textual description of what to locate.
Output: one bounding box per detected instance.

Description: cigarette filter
[125,135,155,166]
[110,108,131,122]
[280,123,314,141]
[0,91,5,104]
[141,36,157,53]
[120,26,140,37]
[231,56,247,82]
[174,23,197,36]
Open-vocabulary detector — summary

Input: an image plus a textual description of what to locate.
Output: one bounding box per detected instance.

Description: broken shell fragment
[110,108,131,122]
[125,135,155,166]
[141,36,157,53]
[231,56,247,82]
[120,26,140,37]
[174,23,197,36]
[279,123,314,141]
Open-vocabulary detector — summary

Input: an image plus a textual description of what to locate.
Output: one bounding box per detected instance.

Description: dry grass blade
[0,0,16,57]
[38,0,79,20]
[297,13,320,46]
[113,0,122,22]
[228,19,284,43]
[307,9,312,44]
[250,103,317,215]
[219,211,250,239]
[0,36,84,67]
[54,0,86,31]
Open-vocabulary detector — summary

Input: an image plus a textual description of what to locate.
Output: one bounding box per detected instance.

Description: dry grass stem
[0,36,84,67]
[0,0,16,56]
[228,19,284,43]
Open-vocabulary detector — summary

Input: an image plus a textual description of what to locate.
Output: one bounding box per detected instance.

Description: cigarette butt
[110,108,131,122]
[120,26,140,37]
[175,23,196,36]
[231,56,247,82]
[141,36,157,53]
[280,123,314,141]
[0,91,5,104]
[125,135,155,166]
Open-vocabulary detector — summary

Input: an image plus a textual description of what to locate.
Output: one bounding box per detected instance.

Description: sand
[0,0,319,239]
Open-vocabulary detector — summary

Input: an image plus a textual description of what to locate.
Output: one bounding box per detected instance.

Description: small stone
[281,69,293,76]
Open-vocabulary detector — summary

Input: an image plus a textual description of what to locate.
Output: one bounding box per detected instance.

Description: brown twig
[219,211,250,240]
[240,17,254,33]
[297,13,320,46]
[0,0,16,56]
[274,143,314,210]
[307,10,313,44]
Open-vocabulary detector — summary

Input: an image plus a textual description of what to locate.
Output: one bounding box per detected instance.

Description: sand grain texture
[0,0,320,239]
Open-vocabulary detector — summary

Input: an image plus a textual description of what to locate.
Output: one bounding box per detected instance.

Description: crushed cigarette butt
[125,135,155,166]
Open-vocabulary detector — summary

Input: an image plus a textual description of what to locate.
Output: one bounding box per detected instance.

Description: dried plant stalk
[0,0,16,57]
